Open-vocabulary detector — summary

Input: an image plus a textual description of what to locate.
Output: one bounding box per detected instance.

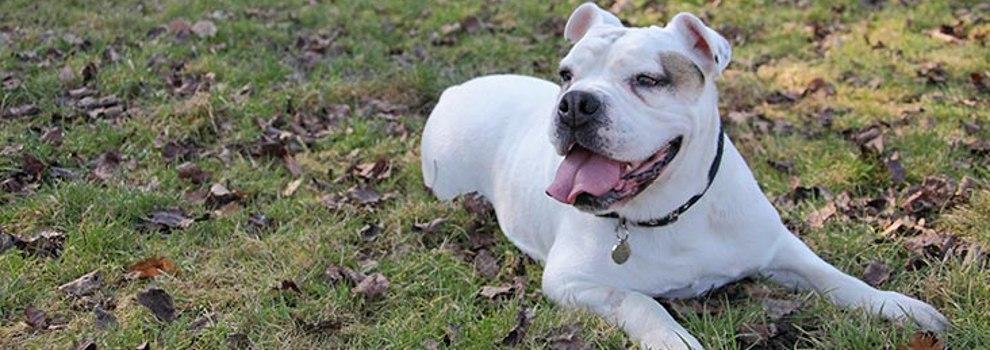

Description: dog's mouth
[546,136,683,210]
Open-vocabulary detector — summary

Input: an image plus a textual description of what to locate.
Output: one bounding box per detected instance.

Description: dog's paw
[878,291,950,332]
[641,329,703,350]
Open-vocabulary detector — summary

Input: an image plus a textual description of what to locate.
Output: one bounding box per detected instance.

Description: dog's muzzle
[557,90,603,129]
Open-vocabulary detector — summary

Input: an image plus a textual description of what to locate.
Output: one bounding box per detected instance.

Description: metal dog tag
[611,237,630,264]
[611,218,631,264]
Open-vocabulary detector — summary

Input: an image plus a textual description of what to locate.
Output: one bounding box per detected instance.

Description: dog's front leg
[542,270,703,349]
[763,233,949,331]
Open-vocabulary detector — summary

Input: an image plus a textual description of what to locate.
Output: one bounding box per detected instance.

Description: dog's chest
[614,221,777,298]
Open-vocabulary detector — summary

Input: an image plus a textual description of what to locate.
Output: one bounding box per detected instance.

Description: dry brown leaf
[478,285,514,299]
[473,249,499,279]
[24,305,48,329]
[137,286,176,322]
[58,270,101,297]
[501,307,534,346]
[282,178,304,197]
[127,257,177,279]
[807,202,837,228]
[191,20,217,38]
[352,273,389,298]
[412,217,447,234]
[896,331,945,350]
[862,260,892,287]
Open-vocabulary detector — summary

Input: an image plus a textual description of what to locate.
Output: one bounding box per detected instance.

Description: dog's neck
[611,86,725,224]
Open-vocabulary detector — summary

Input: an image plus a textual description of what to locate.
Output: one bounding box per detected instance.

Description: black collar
[597,121,725,227]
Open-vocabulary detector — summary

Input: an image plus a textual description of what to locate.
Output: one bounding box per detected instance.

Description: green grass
[1,0,988,349]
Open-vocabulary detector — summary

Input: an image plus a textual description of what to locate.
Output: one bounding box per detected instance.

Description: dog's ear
[669,13,732,76]
[564,3,623,43]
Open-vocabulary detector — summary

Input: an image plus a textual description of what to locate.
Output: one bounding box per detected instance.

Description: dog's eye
[559,69,573,83]
[634,74,666,88]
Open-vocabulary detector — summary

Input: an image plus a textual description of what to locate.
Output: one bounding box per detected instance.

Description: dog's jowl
[420,3,948,349]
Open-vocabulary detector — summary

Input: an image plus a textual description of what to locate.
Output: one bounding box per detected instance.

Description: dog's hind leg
[761,233,949,332]
[542,268,703,349]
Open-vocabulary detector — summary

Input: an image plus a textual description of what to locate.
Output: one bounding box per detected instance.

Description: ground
[1,0,988,349]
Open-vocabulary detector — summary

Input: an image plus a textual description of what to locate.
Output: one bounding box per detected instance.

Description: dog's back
[421,74,559,201]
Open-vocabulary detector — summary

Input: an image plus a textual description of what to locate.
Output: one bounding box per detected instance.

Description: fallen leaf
[849,124,885,155]
[896,331,945,350]
[422,339,440,350]
[135,342,151,350]
[609,0,632,13]
[283,154,302,177]
[0,230,15,254]
[324,264,365,286]
[127,257,176,279]
[3,103,39,118]
[467,229,496,251]
[160,139,195,162]
[761,298,802,320]
[881,218,905,236]
[473,249,499,279]
[15,229,66,258]
[91,151,122,181]
[458,192,494,217]
[917,62,948,85]
[205,183,243,209]
[352,273,389,298]
[70,339,97,350]
[103,45,121,63]
[412,217,446,234]
[58,65,76,84]
[358,223,382,241]
[806,201,837,228]
[501,307,534,346]
[766,159,795,174]
[802,77,836,97]
[136,286,176,322]
[94,305,117,329]
[226,333,252,349]
[2,71,21,90]
[765,90,798,104]
[68,86,96,99]
[282,178,303,197]
[144,209,194,231]
[320,193,346,211]
[904,231,956,258]
[191,20,217,38]
[347,185,381,205]
[971,71,990,94]
[40,127,63,145]
[545,324,590,350]
[24,305,48,329]
[273,279,301,293]
[168,19,192,39]
[81,62,98,83]
[247,212,274,235]
[176,162,210,184]
[354,159,391,181]
[666,299,724,317]
[862,260,892,287]
[736,322,779,346]
[187,311,218,333]
[478,285,514,299]
[885,151,907,184]
[58,270,101,297]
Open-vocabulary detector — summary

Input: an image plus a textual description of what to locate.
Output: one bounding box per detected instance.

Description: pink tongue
[546,146,623,204]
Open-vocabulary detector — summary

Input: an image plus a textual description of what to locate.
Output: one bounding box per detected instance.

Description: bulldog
[420,3,948,348]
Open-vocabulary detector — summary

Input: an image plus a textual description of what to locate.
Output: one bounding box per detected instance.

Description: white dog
[420,3,948,348]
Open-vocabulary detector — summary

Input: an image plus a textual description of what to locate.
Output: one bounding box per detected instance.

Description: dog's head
[546,3,731,213]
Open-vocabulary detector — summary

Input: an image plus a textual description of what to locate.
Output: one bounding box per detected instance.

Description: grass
[1,0,988,349]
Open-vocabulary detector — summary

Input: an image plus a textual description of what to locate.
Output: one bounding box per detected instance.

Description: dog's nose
[558,91,602,128]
